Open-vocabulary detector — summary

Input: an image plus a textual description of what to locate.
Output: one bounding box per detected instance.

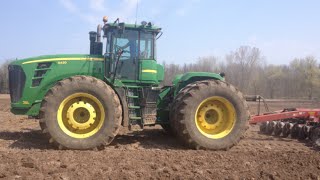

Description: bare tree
[290,56,320,99]
[224,46,264,93]
[162,47,319,99]
[0,60,12,94]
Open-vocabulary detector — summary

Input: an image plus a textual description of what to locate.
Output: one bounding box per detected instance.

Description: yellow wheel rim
[195,96,236,139]
[57,93,105,139]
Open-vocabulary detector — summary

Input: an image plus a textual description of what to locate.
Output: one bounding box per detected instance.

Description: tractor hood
[10,54,104,66]
[8,54,105,116]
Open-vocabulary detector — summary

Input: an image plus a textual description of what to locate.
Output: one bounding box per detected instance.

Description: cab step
[129,116,142,120]
[126,95,139,99]
[128,106,141,109]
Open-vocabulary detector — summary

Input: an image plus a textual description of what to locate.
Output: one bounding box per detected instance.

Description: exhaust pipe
[89,31,97,55]
[88,25,103,55]
[97,24,102,42]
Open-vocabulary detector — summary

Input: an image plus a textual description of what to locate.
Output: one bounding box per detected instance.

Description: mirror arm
[112,49,124,84]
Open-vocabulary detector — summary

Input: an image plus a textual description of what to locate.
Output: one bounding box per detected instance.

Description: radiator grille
[8,65,26,103]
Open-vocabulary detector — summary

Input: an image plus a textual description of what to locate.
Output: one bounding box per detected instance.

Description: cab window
[139,33,154,59]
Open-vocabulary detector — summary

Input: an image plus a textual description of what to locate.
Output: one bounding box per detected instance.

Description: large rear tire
[40,76,122,150]
[171,80,250,150]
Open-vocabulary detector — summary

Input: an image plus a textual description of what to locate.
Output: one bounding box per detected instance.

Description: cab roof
[104,22,161,33]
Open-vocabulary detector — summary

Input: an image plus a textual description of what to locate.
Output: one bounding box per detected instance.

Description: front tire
[171,80,250,150]
[40,76,122,150]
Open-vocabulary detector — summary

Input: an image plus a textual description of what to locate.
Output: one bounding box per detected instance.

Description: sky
[0,0,320,65]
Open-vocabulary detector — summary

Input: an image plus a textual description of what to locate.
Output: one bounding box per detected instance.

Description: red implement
[249,108,320,124]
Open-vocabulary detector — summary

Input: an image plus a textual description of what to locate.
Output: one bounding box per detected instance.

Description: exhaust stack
[89,31,97,55]
[89,25,103,55]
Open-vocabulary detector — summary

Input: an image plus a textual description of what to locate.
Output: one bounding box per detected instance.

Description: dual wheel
[40,76,122,150]
[168,80,250,150]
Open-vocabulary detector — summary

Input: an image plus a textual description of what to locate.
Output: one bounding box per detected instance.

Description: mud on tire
[40,76,122,150]
[170,80,250,150]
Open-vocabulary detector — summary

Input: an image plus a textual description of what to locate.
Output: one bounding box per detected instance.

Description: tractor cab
[90,17,164,85]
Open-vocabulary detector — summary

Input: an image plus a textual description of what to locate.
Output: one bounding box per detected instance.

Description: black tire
[40,76,122,150]
[169,86,194,136]
[171,80,250,150]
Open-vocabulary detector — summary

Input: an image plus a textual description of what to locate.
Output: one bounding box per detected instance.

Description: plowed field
[0,94,319,179]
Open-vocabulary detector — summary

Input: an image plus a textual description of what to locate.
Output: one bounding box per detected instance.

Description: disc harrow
[250,107,320,148]
[245,95,320,148]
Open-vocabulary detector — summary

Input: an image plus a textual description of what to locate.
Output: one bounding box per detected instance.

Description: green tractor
[8,17,249,150]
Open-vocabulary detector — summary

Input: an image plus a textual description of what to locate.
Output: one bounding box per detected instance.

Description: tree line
[0,46,319,99]
[162,46,320,99]
[0,60,10,94]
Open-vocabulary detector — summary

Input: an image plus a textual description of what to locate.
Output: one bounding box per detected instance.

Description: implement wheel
[40,76,122,150]
[171,80,250,150]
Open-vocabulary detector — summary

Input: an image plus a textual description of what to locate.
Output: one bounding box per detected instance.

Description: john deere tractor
[8,17,249,150]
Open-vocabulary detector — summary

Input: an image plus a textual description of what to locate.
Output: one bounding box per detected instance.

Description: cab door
[139,32,158,84]
[112,30,139,81]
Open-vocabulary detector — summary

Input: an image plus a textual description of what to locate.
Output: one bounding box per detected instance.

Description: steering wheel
[114,45,130,54]
[140,51,148,59]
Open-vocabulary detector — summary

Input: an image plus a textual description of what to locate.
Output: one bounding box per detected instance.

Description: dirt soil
[0,94,320,179]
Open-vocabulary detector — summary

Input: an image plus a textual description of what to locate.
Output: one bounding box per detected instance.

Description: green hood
[10,54,104,66]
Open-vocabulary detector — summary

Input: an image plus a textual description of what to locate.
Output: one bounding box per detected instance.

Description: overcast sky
[0,0,319,65]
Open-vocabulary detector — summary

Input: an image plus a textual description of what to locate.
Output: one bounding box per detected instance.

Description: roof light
[103,16,108,24]
[141,21,147,26]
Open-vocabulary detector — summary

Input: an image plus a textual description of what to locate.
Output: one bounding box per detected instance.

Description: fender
[173,72,224,96]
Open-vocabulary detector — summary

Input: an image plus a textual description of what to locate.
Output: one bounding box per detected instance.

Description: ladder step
[126,85,141,88]
[129,116,142,120]
[128,106,141,109]
[127,95,139,98]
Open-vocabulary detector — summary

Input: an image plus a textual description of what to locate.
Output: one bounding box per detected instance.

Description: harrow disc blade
[282,123,293,138]
[298,125,310,140]
[266,121,276,135]
[291,124,300,139]
[259,121,269,134]
[274,122,285,136]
